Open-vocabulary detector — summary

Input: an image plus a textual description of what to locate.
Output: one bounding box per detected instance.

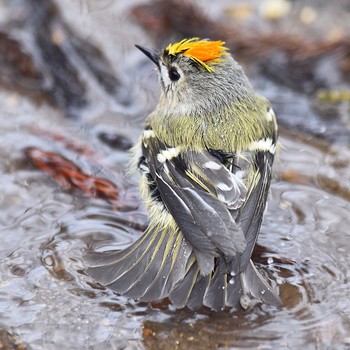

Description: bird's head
[136,38,254,113]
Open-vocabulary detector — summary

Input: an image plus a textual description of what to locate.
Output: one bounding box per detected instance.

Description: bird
[85,37,280,311]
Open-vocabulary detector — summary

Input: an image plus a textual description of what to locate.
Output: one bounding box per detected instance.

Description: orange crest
[166,38,227,72]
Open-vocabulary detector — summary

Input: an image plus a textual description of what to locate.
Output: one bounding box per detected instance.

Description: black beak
[135,44,160,68]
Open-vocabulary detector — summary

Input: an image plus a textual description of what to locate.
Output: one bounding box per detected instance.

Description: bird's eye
[168,67,180,81]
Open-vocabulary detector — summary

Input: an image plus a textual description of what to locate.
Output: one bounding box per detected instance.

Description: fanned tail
[85,225,192,301]
[169,258,280,311]
[85,228,280,310]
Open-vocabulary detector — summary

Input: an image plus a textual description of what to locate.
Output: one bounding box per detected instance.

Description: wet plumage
[85,38,280,311]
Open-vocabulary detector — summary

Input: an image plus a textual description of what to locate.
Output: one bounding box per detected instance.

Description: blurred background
[0,0,349,349]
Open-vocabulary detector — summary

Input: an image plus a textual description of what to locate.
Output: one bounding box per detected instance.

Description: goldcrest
[86,38,280,311]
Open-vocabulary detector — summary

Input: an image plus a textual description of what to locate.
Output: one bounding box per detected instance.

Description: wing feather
[240,151,274,268]
[146,146,247,275]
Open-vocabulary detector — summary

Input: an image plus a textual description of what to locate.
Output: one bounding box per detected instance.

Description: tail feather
[168,260,199,308]
[226,275,243,308]
[85,229,280,310]
[203,267,227,311]
[110,230,174,297]
[85,228,161,286]
[85,226,195,301]
[186,274,209,310]
[240,260,281,306]
[169,258,280,311]
[141,234,192,301]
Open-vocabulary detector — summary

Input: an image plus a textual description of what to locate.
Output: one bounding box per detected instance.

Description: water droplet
[222,286,226,290]
[267,257,274,264]
[229,278,235,285]
[261,289,266,295]
[240,295,251,310]
[319,126,327,133]
[276,277,284,284]
[230,271,236,277]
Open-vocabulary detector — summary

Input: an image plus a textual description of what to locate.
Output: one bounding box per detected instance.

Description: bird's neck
[147,95,273,153]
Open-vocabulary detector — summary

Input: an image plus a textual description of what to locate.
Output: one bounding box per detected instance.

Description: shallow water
[0,1,350,349]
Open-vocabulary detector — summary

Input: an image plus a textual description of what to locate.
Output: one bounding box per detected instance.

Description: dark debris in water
[98,132,134,151]
[99,301,124,312]
[24,147,131,210]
